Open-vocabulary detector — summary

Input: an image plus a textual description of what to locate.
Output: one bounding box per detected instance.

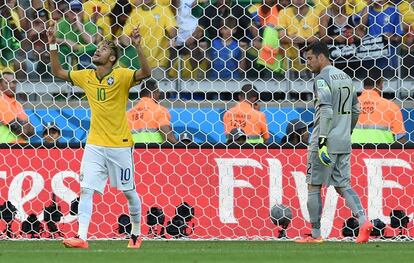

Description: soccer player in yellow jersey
[47,20,151,249]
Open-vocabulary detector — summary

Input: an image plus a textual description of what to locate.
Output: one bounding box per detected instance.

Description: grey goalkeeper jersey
[309,65,360,153]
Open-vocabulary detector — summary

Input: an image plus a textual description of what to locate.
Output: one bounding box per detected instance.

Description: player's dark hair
[364,67,383,88]
[99,40,118,64]
[239,84,258,101]
[304,41,330,60]
[140,79,158,97]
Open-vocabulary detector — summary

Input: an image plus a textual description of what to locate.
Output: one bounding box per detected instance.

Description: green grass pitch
[0,240,413,263]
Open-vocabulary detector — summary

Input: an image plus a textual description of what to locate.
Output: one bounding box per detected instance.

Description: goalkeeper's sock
[124,190,142,236]
[341,187,367,226]
[307,188,322,238]
[78,188,94,241]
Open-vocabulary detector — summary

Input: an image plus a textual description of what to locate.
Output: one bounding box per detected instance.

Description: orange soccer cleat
[356,221,374,243]
[62,236,89,249]
[127,235,142,249]
[295,236,324,244]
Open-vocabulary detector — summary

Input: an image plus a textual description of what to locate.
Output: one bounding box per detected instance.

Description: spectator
[197,0,260,52]
[56,1,102,70]
[351,67,407,144]
[399,0,414,40]
[0,0,22,31]
[249,0,289,26]
[49,0,64,21]
[108,0,138,69]
[223,84,269,144]
[153,0,176,9]
[319,0,365,77]
[258,0,280,28]
[32,0,61,20]
[42,122,61,144]
[278,0,319,75]
[281,119,310,147]
[359,0,404,72]
[168,0,204,79]
[319,0,363,45]
[0,0,22,72]
[208,17,246,80]
[0,70,34,143]
[127,79,177,144]
[175,0,199,55]
[8,0,25,29]
[312,0,367,16]
[24,8,50,77]
[109,0,133,38]
[398,0,414,76]
[226,128,247,145]
[82,0,116,40]
[255,0,285,77]
[119,0,177,73]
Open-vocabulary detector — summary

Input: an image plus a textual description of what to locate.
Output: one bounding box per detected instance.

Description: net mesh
[0,0,413,240]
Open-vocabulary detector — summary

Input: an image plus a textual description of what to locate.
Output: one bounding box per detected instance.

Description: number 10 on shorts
[120,168,131,182]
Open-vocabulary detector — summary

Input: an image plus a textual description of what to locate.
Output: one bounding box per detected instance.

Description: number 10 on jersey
[97,88,106,101]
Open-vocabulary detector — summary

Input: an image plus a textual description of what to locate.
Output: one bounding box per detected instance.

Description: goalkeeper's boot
[356,221,373,243]
[127,235,142,249]
[63,236,89,249]
[295,236,323,243]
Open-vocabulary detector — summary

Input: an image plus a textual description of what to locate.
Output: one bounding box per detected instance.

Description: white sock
[124,190,142,236]
[77,188,94,241]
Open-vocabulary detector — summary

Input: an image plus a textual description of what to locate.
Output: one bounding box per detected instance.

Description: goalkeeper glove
[318,137,331,166]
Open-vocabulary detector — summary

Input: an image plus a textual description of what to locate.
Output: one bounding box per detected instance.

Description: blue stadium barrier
[26,108,414,144]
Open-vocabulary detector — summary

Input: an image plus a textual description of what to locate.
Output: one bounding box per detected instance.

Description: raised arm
[130,27,151,81]
[47,21,70,81]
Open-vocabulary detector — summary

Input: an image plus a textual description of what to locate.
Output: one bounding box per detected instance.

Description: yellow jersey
[312,0,367,15]
[82,0,116,39]
[278,7,319,71]
[69,68,139,147]
[123,5,177,68]
[399,1,414,26]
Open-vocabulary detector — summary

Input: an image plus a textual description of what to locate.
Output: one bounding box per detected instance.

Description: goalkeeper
[296,41,373,243]
[47,21,151,249]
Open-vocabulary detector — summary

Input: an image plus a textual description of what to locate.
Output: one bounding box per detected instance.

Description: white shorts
[80,144,135,194]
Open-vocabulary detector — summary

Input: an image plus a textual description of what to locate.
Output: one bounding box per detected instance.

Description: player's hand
[47,20,57,44]
[318,137,331,166]
[131,27,142,47]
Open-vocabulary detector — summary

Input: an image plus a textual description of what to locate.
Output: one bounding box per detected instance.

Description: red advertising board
[0,148,413,239]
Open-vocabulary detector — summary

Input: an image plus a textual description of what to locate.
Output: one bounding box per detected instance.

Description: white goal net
[0,0,413,240]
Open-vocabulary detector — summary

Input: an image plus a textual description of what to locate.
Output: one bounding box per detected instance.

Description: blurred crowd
[0,0,413,80]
